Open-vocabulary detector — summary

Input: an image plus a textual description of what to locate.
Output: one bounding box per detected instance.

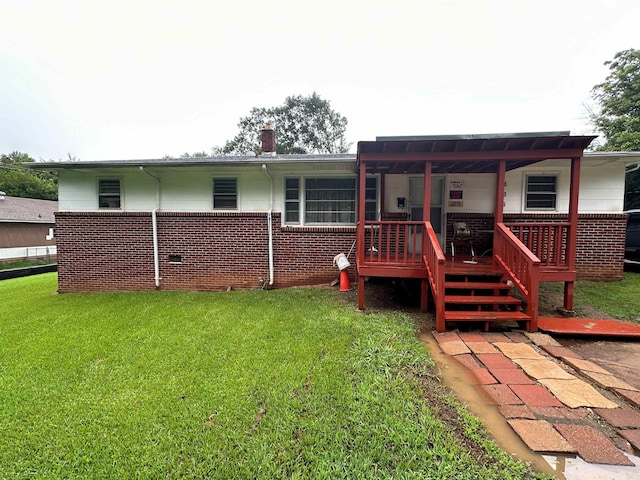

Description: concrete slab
[581,371,639,392]
[466,342,499,354]
[494,342,545,360]
[538,378,619,409]
[498,405,536,419]
[472,368,497,385]
[524,332,561,347]
[438,340,471,356]
[489,368,535,385]
[539,317,640,338]
[508,419,576,453]
[594,408,640,428]
[513,358,575,380]
[476,353,517,370]
[480,384,523,405]
[554,423,635,466]
[510,384,564,407]
[619,430,640,453]
[562,357,612,375]
[614,389,640,408]
[539,345,583,359]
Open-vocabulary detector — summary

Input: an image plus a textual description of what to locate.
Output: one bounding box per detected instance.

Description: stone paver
[513,358,575,380]
[472,368,497,385]
[510,384,564,407]
[561,357,611,375]
[508,419,576,453]
[619,429,640,452]
[538,378,619,409]
[476,353,516,370]
[498,405,536,419]
[466,342,499,354]
[438,340,471,356]
[504,332,529,343]
[489,368,535,385]
[480,384,523,405]
[594,408,640,428]
[581,370,639,392]
[433,331,461,344]
[554,423,635,466]
[452,354,482,370]
[539,345,583,359]
[494,342,545,360]
[457,332,487,343]
[524,332,561,347]
[480,332,512,342]
[614,388,640,408]
[530,406,580,419]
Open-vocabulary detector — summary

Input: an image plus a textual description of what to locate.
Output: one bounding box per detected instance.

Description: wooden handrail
[422,221,446,331]
[494,223,540,331]
[504,221,571,269]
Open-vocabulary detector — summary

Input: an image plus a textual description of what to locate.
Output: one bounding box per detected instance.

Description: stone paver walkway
[433,330,640,466]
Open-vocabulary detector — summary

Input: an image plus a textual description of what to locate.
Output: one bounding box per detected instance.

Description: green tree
[214,92,351,155]
[0,151,58,200]
[591,48,640,209]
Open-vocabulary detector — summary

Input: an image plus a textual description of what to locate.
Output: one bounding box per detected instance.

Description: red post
[564,156,581,311]
[495,159,506,224]
[357,161,367,309]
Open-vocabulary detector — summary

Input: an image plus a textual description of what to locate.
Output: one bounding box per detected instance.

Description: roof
[0,195,58,223]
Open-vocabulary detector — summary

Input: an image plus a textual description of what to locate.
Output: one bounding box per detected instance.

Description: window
[213,178,237,209]
[98,179,121,209]
[525,174,557,210]
[284,176,378,225]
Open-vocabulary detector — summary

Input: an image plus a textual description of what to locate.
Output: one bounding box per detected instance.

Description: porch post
[421,161,432,312]
[495,159,506,224]
[564,156,581,311]
[358,160,367,310]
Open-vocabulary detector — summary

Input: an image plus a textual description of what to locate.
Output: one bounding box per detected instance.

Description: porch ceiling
[357,133,596,174]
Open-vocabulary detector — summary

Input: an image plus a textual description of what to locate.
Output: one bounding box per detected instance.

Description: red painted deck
[538,317,640,338]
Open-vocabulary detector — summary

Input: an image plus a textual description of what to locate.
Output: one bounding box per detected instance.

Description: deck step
[444,311,531,322]
[445,295,521,305]
[445,281,512,290]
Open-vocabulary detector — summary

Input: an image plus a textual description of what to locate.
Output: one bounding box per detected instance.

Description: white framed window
[98,179,121,209]
[284,176,378,226]
[524,174,558,211]
[213,178,237,209]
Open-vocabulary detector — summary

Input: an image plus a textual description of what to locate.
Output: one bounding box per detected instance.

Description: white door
[409,176,445,250]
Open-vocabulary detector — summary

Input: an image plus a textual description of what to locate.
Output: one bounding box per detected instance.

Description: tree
[214,92,351,155]
[591,49,640,209]
[0,151,58,200]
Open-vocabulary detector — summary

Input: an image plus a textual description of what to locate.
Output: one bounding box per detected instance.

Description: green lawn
[0,274,541,479]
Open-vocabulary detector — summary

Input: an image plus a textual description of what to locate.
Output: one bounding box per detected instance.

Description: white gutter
[139,166,162,289]
[261,164,275,286]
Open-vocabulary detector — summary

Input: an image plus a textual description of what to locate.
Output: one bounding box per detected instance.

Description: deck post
[495,159,506,224]
[357,160,367,309]
[423,161,432,221]
[564,156,581,311]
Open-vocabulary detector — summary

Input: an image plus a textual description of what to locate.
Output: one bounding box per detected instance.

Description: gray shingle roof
[0,195,58,223]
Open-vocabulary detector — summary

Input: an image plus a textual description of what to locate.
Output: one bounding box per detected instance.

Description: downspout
[139,166,161,288]
[261,164,275,286]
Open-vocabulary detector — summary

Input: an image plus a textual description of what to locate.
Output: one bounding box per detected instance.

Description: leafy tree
[0,151,58,200]
[214,92,351,155]
[591,49,640,209]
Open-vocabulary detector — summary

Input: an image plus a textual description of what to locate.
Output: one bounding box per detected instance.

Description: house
[31,128,640,332]
[0,193,57,262]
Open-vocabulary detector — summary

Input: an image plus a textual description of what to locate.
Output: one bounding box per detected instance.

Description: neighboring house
[0,193,57,261]
[31,129,640,332]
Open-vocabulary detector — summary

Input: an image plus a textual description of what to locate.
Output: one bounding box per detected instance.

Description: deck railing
[422,221,446,331]
[360,221,424,265]
[503,221,570,270]
[494,223,540,330]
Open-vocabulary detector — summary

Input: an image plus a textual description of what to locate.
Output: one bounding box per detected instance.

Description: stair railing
[493,223,540,331]
[422,221,446,331]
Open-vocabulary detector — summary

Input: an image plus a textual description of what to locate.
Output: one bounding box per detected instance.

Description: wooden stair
[443,269,532,331]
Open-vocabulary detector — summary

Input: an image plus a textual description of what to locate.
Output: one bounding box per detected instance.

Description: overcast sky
[1,0,639,160]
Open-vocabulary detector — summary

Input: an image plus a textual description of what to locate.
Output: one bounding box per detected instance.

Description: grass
[0,259,54,270]
[540,269,640,324]
[0,273,542,479]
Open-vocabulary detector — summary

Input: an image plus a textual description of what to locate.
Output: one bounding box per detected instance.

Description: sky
[1,0,639,161]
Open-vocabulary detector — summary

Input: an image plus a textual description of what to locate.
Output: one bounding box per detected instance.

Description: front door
[409,176,445,250]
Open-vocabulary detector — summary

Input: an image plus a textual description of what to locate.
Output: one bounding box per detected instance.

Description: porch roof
[357,132,596,174]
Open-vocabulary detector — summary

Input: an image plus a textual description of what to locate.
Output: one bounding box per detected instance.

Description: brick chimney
[261,124,276,155]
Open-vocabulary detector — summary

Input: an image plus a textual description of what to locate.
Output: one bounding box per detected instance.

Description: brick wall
[55,212,357,293]
[446,213,627,281]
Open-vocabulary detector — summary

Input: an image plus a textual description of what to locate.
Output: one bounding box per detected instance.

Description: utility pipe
[261,164,275,286]
[139,166,162,289]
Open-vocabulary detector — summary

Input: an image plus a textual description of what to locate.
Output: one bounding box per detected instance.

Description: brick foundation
[446,213,626,281]
[54,212,356,293]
